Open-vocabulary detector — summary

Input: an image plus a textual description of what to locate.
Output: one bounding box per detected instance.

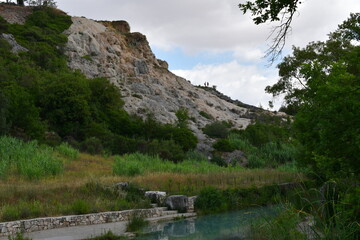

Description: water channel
[1,205,279,240]
[135,205,280,240]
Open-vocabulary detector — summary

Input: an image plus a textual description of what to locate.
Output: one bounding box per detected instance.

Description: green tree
[38,72,91,138]
[175,108,189,128]
[266,13,360,179]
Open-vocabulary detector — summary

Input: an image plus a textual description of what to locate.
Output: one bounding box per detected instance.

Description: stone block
[165,195,189,213]
[145,191,167,204]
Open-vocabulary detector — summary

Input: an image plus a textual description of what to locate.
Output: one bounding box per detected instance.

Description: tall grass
[0,179,151,222]
[56,142,79,160]
[250,207,307,240]
[0,136,63,180]
[113,152,244,177]
[228,133,298,169]
[251,180,360,240]
[126,212,149,232]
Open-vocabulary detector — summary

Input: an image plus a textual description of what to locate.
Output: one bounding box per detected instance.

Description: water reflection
[136,206,280,240]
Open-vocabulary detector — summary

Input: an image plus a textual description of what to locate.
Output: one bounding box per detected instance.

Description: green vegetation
[8,233,32,240]
[0,136,64,180]
[126,213,149,232]
[251,209,306,240]
[85,231,126,240]
[243,11,360,239]
[199,110,213,119]
[266,13,360,180]
[195,184,293,215]
[113,152,244,177]
[213,139,236,152]
[56,142,79,160]
[0,7,198,164]
[203,121,229,138]
[0,178,151,222]
[1,5,357,240]
[251,181,360,240]
[228,133,298,169]
[208,119,298,169]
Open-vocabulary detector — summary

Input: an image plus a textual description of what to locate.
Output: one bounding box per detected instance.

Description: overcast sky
[56,0,360,109]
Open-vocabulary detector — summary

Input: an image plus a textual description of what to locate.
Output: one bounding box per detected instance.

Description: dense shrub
[195,187,226,213]
[145,139,185,163]
[213,139,236,152]
[239,122,290,147]
[203,121,229,138]
[210,155,228,167]
[168,127,198,152]
[195,185,281,214]
[80,137,104,155]
[228,131,297,169]
[175,108,189,128]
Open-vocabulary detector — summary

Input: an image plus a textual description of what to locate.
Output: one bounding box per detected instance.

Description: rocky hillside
[64,17,255,140]
[0,5,281,147]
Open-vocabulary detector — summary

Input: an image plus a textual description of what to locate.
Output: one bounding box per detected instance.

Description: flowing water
[135,205,280,240]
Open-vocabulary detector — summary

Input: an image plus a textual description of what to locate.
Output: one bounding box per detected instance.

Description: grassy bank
[0,137,304,222]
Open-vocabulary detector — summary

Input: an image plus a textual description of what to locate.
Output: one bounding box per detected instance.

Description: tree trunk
[17,0,24,6]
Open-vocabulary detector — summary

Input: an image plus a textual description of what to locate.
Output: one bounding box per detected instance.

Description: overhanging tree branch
[239,0,300,64]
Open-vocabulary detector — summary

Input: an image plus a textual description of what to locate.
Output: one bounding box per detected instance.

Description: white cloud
[57,0,360,56]
[172,61,280,109]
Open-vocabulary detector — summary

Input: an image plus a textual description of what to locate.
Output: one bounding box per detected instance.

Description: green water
[135,206,280,240]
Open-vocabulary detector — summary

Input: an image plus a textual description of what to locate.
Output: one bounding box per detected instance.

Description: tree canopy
[266,13,360,179]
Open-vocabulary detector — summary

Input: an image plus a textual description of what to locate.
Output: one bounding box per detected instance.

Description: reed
[0,136,63,180]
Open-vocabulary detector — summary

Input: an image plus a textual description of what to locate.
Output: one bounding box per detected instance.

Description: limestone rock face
[1,33,28,53]
[64,17,254,144]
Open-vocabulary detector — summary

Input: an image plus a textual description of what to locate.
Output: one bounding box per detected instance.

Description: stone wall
[0,208,164,237]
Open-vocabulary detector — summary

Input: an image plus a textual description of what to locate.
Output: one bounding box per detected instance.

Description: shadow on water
[135,205,280,240]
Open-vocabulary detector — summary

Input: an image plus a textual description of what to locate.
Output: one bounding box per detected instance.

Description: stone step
[161,210,178,216]
[150,203,158,208]
[146,212,197,223]
[154,207,168,211]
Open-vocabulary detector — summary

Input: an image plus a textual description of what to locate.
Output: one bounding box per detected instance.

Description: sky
[55,0,360,109]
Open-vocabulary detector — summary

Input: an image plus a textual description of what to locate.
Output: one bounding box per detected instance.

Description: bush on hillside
[80,137,104,155]
[0,7,198,160]
[203,121,230,139]
[145,139,185,163]
[213,139,236,152]
[239,122,290,147]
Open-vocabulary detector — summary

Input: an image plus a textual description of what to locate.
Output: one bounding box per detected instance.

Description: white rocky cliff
[64,17,255,142]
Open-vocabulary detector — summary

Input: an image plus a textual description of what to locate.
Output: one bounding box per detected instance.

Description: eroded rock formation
[64,17,254,144]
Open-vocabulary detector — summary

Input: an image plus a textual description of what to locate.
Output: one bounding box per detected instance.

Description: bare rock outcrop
[0,4,32,24]
[64,17,253,144]
[1,33,28,53]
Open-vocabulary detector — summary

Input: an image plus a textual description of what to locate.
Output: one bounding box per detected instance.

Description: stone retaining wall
[0,208,164,237]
